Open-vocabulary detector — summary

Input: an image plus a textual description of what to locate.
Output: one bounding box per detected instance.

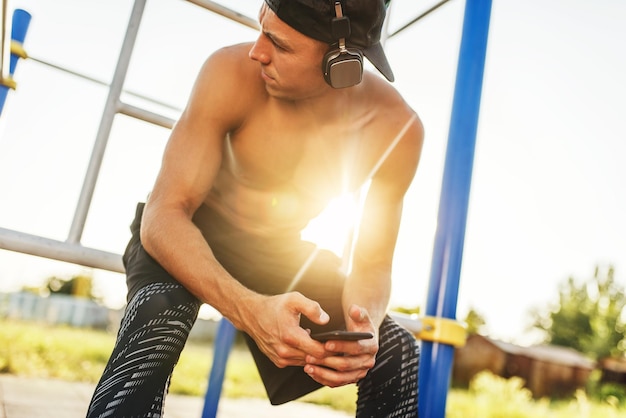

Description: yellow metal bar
[0,41,27,89]
[416,316,467,347]
[10,40,27,58]
[0,74,15,89]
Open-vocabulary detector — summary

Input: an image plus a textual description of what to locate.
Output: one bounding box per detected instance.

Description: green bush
[593,383,626,407]
[447,371,626,418]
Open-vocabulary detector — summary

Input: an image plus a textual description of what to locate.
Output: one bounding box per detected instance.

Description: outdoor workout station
[0,0,492,416]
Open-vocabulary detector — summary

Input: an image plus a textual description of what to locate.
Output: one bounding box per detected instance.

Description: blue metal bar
[202,318,237,418]
[418,0,492,417]
[0,9,31,116]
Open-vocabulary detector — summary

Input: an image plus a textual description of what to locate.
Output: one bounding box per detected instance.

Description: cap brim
[363,42,394,82]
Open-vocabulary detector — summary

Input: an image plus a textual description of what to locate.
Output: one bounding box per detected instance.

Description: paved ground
[0,375,351,418]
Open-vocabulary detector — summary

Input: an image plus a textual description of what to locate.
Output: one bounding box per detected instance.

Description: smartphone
[310,330,374,342]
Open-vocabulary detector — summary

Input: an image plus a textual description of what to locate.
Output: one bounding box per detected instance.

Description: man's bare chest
[224,126,371,198]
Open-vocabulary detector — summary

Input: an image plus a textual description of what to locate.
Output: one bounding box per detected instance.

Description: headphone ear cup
[322,48,363,89]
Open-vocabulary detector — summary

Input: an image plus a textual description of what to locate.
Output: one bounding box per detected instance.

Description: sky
[1,0,625,345]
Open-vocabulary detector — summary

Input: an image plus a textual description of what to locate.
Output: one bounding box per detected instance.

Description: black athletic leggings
[86,281,419,418]
[86,282,200,418]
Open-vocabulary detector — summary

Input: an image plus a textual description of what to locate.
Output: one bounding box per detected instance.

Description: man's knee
[379,317,420,359]
[121,282,200,339]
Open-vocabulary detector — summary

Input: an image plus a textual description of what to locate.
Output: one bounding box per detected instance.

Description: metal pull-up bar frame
[0,0,259,274]
[0,0,12,85]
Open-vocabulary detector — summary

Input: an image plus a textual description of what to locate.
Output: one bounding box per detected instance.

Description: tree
[39,273,96,299]
[532,265,626,359]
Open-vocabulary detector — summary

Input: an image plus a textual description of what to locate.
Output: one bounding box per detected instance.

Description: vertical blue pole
[0,9,31,116]
[418,1,491,417]
[202,318,237,418]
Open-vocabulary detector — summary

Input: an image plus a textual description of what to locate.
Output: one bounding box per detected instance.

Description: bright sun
[300,193,362,257]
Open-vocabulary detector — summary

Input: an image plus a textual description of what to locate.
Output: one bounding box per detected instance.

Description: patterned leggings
[86,282,419,418]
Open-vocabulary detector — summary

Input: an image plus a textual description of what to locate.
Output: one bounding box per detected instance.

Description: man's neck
[276,83,362,126]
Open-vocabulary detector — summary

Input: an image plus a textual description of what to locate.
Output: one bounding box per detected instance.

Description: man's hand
[303,304,379,387]
[245,292,330,368]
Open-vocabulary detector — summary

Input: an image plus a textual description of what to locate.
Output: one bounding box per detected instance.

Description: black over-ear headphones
[322,1,363,88]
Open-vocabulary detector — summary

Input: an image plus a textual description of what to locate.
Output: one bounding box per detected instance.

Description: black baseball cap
[264,0,394,82]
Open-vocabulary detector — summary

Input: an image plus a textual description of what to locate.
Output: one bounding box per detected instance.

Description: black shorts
[123,202,349,403]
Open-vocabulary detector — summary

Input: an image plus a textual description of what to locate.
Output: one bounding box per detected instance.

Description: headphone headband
[331,1,350,48]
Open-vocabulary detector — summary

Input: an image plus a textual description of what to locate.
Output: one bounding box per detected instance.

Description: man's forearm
[140,204,261,331]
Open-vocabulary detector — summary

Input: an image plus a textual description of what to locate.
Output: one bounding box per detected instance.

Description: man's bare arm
[140,45,329,366]
[345,112,424,330]
[304,104,424,387]
[141,47,254,325]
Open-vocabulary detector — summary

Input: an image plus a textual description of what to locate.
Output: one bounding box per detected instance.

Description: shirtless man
[87,1,423,417]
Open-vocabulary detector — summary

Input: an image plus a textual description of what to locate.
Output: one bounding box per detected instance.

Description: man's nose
[249,34,271,64]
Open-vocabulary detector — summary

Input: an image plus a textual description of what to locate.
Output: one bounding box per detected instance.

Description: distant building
[453,334,596,398]
[1,291,220,340]
[1,291,110,329]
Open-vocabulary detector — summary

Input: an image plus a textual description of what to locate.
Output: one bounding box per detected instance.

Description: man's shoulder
[204,43,257,77]
[197,43,267,111]
[360,71,406,107]
[359,72,420,131]
[210,42,254,60]
[358,73,423,169]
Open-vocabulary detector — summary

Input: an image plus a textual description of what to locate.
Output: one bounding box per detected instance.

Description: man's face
[249,5,330,100]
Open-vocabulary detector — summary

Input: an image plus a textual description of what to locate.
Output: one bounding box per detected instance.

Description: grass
[0,319,113,382]
[0,319,358,413]
[1,319,625,417]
